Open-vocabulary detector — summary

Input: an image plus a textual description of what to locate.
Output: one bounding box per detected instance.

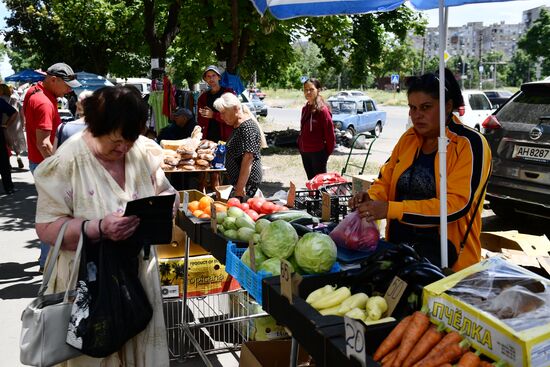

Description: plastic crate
[293,183,353,222]
[225,241,341,306]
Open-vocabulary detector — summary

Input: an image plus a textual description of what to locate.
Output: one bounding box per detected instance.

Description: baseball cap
[46,63,81,88]
[172,107,193,120]
[202,65,221,80]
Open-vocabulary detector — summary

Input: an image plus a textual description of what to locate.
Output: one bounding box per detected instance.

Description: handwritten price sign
[345,316,366,367]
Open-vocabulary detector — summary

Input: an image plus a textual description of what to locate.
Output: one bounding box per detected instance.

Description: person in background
[350,68,492,271]
[53,89,93,150]
[158,107,198,190]
[34,85,175,366]
[0,84,25,169]
[157,107,196,141]
[214,92,262,200]
[197,65,234,190]
[298,78,335,180]
[0,96,18,194]
[23,62,81,272]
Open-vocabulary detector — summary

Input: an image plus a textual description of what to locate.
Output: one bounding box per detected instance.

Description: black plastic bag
[66,222,153,358]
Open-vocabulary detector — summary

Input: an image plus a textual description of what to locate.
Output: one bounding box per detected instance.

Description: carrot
[412,330,463,367]
[381,347,399,365]
[391,307,431,367]
[382,349,398,367]
[373,315,412,361]
[456,350,481,367]
[402,323,446,367]
[417,339,470,367]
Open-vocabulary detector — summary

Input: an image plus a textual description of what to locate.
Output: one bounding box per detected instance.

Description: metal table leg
[290,337,298,367]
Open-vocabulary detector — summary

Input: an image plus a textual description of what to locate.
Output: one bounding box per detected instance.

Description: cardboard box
[351,174,377,195]
[480,231,550,276]
[159,255,240,298]
[423,257,550,367]
[239,340,313,367]
[156,223,209,259]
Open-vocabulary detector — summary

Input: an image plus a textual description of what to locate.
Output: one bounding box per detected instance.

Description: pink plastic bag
[329,211,380,252]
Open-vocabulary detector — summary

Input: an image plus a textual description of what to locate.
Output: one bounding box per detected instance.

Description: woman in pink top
[298,78,336,180]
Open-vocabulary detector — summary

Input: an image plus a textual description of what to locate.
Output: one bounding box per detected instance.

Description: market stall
[160,177,550,367]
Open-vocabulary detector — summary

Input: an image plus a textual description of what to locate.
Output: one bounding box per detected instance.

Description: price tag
[249,240,256,272]
[280,259,293,303]
[183,192,190,216]
[344,316,367,367]
[384,276,407,317]
[287,181,296,208]
[210,202,217,232]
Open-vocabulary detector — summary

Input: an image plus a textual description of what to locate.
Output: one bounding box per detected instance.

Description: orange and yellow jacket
[368,116,492,271]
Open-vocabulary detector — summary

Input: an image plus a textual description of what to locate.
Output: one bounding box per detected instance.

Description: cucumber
[290,222,312,236]
[262,210,313,222]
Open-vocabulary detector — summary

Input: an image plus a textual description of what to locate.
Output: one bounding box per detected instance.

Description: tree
[506,50,535,86]
[143,0,181,70]
[4,0,149,75]
[517,9,550,78]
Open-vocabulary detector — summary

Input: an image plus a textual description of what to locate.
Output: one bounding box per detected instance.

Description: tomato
[261,201,276,214]
[227,198,241,207]
[240,203,250,211]
[245,209,260,221]
[247,197,254,204]
[251,197,266,212]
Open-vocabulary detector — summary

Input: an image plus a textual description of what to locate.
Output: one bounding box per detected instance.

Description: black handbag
[66,221,153,358]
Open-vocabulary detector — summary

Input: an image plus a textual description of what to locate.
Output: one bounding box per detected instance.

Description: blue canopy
[4,69,45,83]
[251,0,519,19]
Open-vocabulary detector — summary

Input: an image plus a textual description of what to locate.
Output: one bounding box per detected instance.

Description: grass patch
[263,88,409,107]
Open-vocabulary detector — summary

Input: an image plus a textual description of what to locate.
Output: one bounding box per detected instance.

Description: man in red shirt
[23,62,80,272]
[24,63,80,171]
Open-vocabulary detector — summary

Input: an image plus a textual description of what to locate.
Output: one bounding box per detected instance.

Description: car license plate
[512,145,550,162]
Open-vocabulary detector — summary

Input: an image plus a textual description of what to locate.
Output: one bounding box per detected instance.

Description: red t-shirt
[23,82,61,163]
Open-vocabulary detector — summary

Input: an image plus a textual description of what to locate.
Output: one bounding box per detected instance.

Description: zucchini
[290,222,312,236]
[262,210,313,222]
[289,216,320,226]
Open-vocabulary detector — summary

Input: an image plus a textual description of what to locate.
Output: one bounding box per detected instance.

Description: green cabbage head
[258,258,294,276]
[294,232,337,274]
[241,245,268,271]
[259,220,298,259]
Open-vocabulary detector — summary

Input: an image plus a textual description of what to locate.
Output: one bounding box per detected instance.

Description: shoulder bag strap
[39,220,71,296]
[63,221,88,302]
[460,163,493,250]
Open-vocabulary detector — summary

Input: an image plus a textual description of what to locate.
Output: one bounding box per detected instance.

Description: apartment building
[410,5,548,62]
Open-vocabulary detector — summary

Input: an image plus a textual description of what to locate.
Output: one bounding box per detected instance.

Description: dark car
[482,81,550,221]
[483,90,514,109]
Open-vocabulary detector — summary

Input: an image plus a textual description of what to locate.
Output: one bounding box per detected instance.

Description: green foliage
[505,50,536,86]
[517,9,550,78]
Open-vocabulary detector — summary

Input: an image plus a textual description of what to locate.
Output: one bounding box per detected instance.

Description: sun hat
[202,65,222,80]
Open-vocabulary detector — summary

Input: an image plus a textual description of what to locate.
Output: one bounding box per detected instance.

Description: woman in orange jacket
[351,69,492,271]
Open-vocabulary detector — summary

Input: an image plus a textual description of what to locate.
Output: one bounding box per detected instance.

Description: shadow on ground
[0,180,38,233]
[258,181,286,198]
[0,261,41,299]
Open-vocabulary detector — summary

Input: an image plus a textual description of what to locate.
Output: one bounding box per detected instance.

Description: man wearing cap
[23,62,80,272]
[197,65,235,143]
[157,107,196,141]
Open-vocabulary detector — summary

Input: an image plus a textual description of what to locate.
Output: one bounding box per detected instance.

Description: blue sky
[0,0,547,76]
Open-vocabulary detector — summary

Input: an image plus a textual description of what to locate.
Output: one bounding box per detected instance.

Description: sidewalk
[0,157,42,366]
[0,156,239,366]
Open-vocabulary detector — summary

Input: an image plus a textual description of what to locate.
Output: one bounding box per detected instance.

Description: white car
[458,90,495,132]
[405,90,495,132]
